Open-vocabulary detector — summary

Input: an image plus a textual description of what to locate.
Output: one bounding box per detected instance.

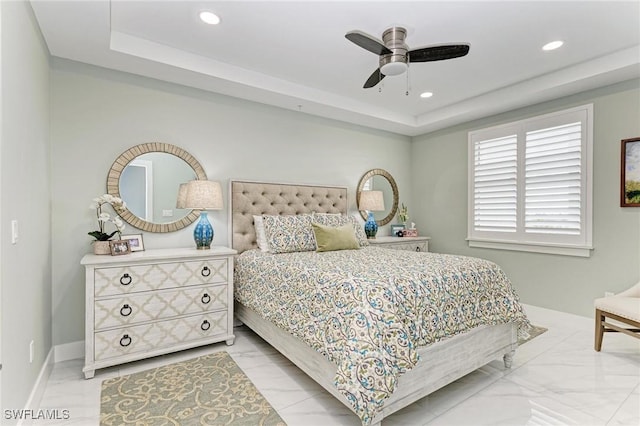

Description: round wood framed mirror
[106,143,207,233]
[356,168,399,226]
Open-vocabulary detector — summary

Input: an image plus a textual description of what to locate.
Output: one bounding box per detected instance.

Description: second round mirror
[356,168,399,226]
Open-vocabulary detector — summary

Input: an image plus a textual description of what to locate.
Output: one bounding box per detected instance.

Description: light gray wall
[1,0,52,416]
[50,60,412,346]
[412,80,640,318]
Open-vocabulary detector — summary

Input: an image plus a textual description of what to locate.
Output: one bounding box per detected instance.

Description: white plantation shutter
[525,122,582,235]
[473,134,517,233]
[468,104,592,257]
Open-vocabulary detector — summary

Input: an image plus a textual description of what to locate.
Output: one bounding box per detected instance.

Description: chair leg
[595,309,605,351]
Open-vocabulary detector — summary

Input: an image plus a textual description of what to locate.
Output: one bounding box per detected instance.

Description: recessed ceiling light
[199,11,220,25]
[420,92,433,99]
[542,40,563,51]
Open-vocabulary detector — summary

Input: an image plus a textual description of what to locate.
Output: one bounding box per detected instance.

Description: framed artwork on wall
[621,137,640,207]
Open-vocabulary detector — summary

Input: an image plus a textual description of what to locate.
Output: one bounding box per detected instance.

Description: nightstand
[368,236,430,252]
[81,246,236,379]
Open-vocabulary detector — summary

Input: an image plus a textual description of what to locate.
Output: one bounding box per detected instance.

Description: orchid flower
[88,194,127,241]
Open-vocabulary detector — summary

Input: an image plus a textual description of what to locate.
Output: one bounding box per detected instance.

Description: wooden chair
[594,282,640,351]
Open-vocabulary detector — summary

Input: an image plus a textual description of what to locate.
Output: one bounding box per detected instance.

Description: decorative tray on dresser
[81,246,236,379]
[368,236,430,252]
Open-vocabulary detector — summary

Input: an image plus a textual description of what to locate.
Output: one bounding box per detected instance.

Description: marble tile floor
[34,304,639,425]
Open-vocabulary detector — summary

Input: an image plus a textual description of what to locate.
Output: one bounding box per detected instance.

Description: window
[468,104,593,257]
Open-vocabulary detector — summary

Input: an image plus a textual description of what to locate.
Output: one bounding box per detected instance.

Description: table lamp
[182,180,223,249]
[358,190,385,239]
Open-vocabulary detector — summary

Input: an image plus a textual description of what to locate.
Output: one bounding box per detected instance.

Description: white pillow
[253,215,270,252]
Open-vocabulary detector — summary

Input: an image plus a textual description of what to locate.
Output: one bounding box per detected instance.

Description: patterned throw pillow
[262,214,316,253]
[312,213,369,247]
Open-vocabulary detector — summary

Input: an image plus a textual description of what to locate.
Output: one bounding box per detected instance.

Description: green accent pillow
[312,223,360,252]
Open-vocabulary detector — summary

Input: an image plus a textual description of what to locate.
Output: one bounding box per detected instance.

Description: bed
[229,180,528,426]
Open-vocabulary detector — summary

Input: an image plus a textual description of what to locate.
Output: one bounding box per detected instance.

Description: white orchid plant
[88,194,127,241]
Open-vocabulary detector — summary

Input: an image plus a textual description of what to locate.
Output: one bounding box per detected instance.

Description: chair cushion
[618,281,640,298]
[594,296,640,322]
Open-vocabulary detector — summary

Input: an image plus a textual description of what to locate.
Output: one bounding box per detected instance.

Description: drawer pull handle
[201,293,211,304]
[120,304,132,317]
[415,247,421,252]
[119,273,132,286]
[119,334,132,347]
[201,266,211,277]
[201,320,211,331]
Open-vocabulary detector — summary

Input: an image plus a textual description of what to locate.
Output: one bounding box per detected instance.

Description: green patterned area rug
[100,351,286,426]
[519,324,548,345]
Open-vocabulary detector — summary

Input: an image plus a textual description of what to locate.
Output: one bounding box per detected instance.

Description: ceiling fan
[345,27,470,89]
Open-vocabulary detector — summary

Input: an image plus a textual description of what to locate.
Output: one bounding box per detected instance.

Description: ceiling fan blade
[363,68,385,88]
[346,30,392,56]
[408,44,470,63]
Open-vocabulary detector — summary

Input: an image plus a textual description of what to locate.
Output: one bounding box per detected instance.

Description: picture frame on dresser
[109,240,130,256]
[390,224,405,237]
[120,234,145,252]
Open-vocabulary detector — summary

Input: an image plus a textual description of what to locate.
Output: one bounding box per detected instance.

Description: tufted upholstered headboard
[229,180,348,254]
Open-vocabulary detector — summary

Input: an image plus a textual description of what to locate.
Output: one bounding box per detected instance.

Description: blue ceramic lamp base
[364,211,378,239]
[193,211,214,249]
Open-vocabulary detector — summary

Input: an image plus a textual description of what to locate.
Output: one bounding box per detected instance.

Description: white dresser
[81,246,236,379]
[369,236,430,252]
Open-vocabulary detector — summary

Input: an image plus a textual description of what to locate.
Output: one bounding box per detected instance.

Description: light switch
[11,220,18,244]
[162,209,173,217]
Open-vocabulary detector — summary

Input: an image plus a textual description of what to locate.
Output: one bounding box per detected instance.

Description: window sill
[467,238,593,257]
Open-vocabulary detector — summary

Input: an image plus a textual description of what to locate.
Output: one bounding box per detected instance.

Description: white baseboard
[53,340,83,362]
[16,342,84,426]
[17,347,55,426]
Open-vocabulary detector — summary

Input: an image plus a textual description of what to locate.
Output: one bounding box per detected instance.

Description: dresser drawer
[94,259,228,297]
[384,241,428,252]
[369,237,430,252]
[94,311,227,361]
[94,284,227,330]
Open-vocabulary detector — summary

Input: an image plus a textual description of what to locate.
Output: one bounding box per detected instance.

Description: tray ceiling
[31,1,640,136]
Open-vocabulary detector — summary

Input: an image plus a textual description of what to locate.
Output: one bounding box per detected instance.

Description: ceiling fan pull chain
[406,65,410,96]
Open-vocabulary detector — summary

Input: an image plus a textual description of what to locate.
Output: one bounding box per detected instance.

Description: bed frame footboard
[235,302,518,425]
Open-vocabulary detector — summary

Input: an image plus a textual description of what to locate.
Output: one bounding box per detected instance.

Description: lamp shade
[358,190,385,212]
[183,180,223,210]
[175,183,188,209]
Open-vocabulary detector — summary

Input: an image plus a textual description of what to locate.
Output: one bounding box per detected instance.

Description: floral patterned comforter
[234,247,529,424]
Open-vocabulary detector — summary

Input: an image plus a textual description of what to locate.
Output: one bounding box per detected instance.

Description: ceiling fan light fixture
[199,11,220,25]
[346,25,470,89]
[380,61,408,76]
